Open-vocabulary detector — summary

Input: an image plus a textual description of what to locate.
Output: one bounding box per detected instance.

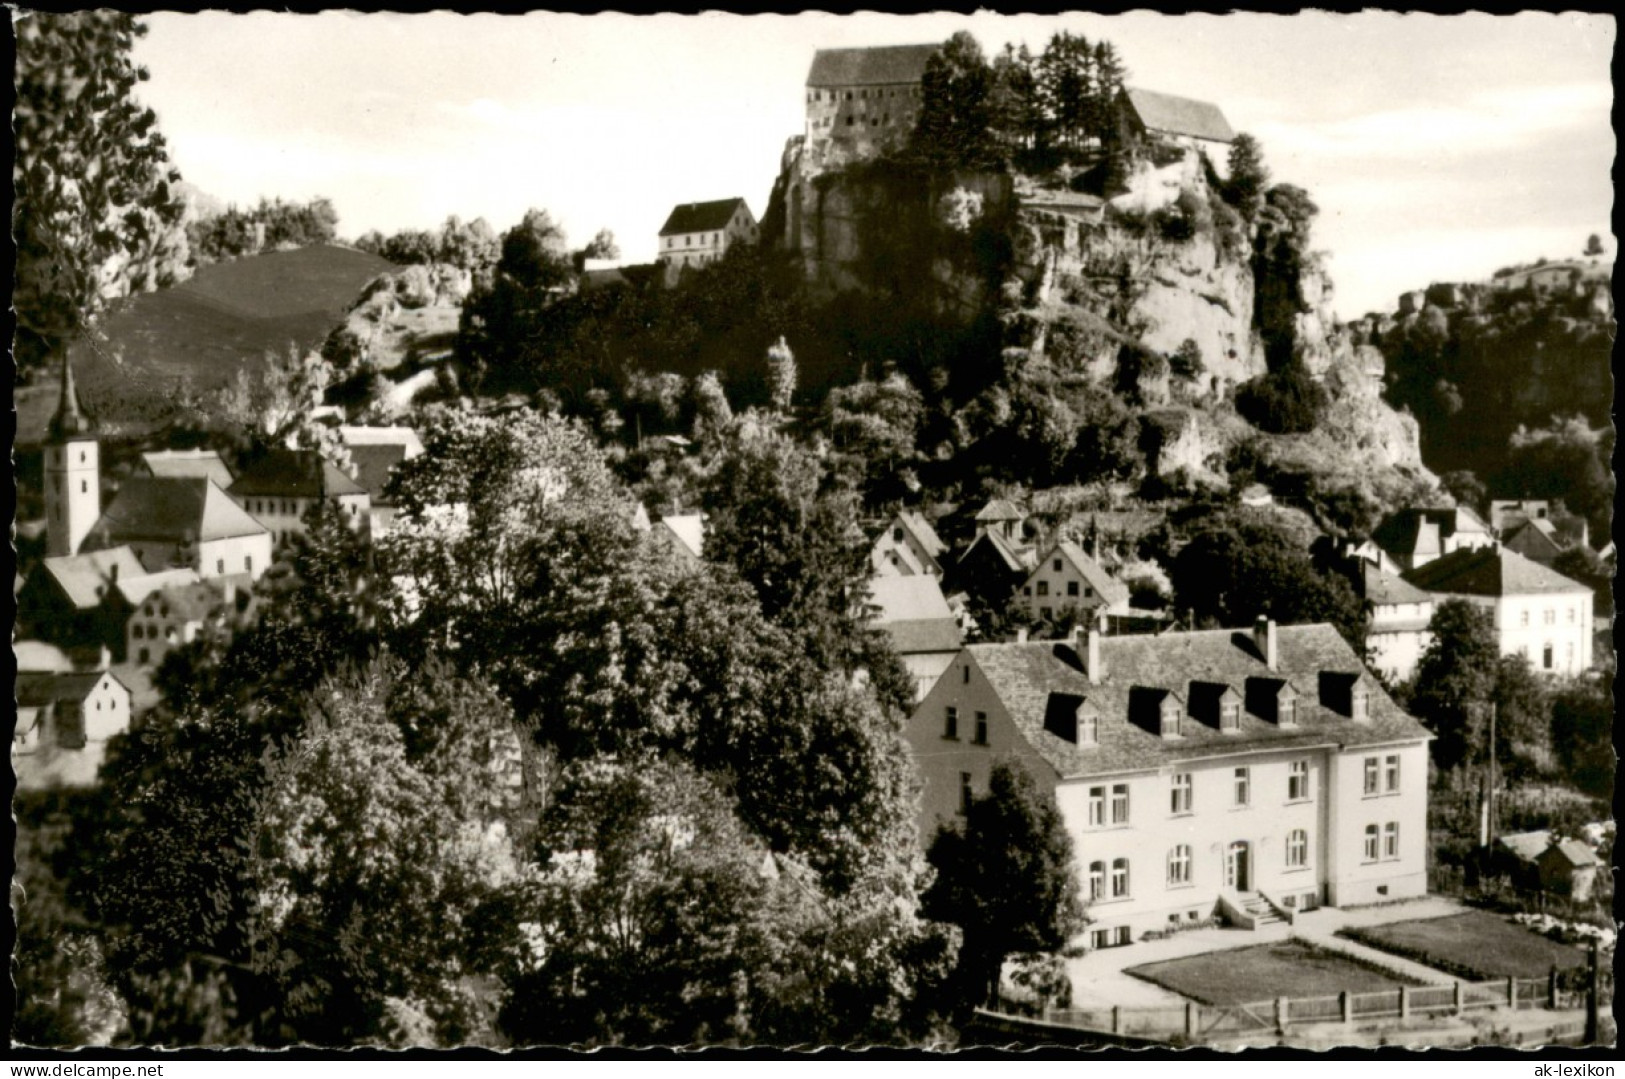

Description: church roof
[48,358,94,442]
[92,477,268,545]
[806,44,939,88]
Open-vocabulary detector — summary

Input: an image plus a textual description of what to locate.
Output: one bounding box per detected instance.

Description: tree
[1169,513,1365,648]
[201,343,350,468]
[1439,470,1488,518]
[1551,678,1613,799]
[1551,544,1614,620]
[1169,338,1205,382]
[912,32,999,169]
[689,370,735,444]
[1225,133,1269,215]
[1407,598,1500,772]
[582,227,620,262]
[764,335,797,413]
[13,12,192,375]
[923,762,1084,1009]
[457,209,578,393]
[1037,31,1091,154]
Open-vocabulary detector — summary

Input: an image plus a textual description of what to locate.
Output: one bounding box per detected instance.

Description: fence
[1039,976,1582,1042]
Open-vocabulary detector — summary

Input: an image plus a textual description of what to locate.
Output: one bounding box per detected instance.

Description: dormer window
[1160,700,1181,738]
[1279,690,1299,728]
[1220,699,1240,732]
[1077,705,1099,746]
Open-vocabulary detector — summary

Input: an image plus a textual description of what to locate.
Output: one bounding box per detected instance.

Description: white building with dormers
[905,618,1432,952]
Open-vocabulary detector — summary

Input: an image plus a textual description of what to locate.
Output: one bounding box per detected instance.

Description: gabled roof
[962,527,1034,575]
[1541,838,1601,868]
[806,44,938,88]
[135,579,227,623]
[15,670,125,708]
[1501,520,1564,561]
[1030,541,1131,609]
[1121,87,1236,144]
[229,449,368,499]
[866,576,962,656]
[1403,546,1589,598]
[38,547,148,609]
[139,449,235,488]
[15,640,75,674]
[1373,506,1491,556]
[964,623,1425,780]
[895,510,947,559]
[659,514,705,559]
[115,568,203,608]
[92,477,268,545]
[658,199,751,237]
[1358,562,1432,608]
[1495,831,1551,861]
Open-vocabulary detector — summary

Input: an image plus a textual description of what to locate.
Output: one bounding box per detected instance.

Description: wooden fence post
[1506,975,1516,1008]
[1340,991,1351,1024]
[1453,982,1464,1016]
[1186,1000,1196,1039]
[1548,965,1559,1010]
[1399,986,1410,1020]
[1112,1005,1121,1035]
[1275,997,1287,1034]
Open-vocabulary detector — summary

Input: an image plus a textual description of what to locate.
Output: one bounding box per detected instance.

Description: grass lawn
[1340,910,1590,980]
[1127,940,1421,1006]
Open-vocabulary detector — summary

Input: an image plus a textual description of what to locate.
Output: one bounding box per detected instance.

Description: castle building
[656,198,757,284]
[44,359,101,558]
[906,619,1432,948]
[803,44,937,152]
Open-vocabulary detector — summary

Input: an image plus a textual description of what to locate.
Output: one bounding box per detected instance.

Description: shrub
[1235,363,1327,434]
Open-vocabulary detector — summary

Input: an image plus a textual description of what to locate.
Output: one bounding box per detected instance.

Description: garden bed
[1126,940,1422,1006]
[1339,910,1592,981]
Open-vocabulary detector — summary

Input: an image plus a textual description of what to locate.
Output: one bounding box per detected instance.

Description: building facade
[905,620,1432,948]
[804,44,936,153]
[14,669,134,790]
[87,476,272,581]
[229,449,372,547]
[44,360,101,558]
[1355,563,1435,684]
[870,510,947,579]
[656,198,757,281]
[1018,540,1131,624]
[1372,507,1496,572]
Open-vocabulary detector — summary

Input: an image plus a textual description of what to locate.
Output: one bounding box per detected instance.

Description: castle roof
[658,198,751,237]
[92,477,268,546]
[965,623,1426,780]
[1121,87,1237,144]
[229,449,367,500]
[806,44,939,88]
[1403,546,1589,598]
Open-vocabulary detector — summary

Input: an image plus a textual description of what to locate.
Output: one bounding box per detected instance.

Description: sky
[128,11,1615,319]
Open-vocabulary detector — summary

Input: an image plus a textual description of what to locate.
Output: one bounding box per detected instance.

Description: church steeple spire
[49,354,92,442]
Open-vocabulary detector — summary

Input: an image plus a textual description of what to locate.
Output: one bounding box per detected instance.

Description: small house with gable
[871,509,948,579]
[14,668,133,790]
[657,198,757,283]
[1019,540,1131,625]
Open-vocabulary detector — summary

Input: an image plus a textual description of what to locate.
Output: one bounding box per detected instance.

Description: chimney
[1086,624,1102,685]
[1254,615,1277,671]
[1015,627,1029,644]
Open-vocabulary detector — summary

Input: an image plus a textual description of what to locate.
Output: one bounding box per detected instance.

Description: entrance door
[1225,841,1251,892]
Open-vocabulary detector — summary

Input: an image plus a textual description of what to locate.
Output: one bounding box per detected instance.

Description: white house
[870,510,947,579]
[905,619,1432,950]
[83,476,272,583]
[126,577,238,669]
[1355,563,1435,684]
[14,669,134,790]
[1018,540,1131,624]
[229,448,372,547]
[338,425,425,536]
[656,198,757,282]
[865,574,963,703]
[1403,547,1594,676]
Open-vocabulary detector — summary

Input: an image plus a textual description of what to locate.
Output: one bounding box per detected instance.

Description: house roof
[15,670,124,708]
[1496,831,1551,861]
[1541,838,1601,868]
[1032,541,1131,609]
[1122,87,1236,144]
[961,527,1034,575]
[135,579,226,622]
[1403,546,1589,598]
[975,498,1025,522]
[806,44,938,88]
[658,198,751,237]
[91,477,268,545]
[965,623,1427,780]
[1358,562,1432,608]
[866,576,962,655]
[344,444,410,503]
[115,568,203,608]
[1373,506,1491,556]
[1501,520,1565,561]
[38,547,148,609]
[15,640,75,674]
[139,449,235,488]
[895,510,947,559]
[229,449,368,499]
[659,514,705,559]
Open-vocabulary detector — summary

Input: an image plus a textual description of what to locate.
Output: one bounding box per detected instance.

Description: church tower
[44,357,100,557]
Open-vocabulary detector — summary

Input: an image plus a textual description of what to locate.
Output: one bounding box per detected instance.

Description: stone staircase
[1240,892,1287,928]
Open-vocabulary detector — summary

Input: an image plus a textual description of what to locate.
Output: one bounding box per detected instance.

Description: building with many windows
[1403,546,1594,676]
[905,619,1432,949]
[656,198,757,283]
[803,44,936,153]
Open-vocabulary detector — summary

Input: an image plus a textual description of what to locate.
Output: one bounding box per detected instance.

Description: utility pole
[1487,701,1498,848]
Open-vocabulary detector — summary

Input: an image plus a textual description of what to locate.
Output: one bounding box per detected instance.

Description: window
[216,559,225,575]
[1543,643,1554,670]
[1544,608,1556,625]
[1088,786,1106,826]
[1068,581,1080,597]
[1110,858,1129,898]
[1077,708,1098,746]
[1383,821,1400,860]
[1567,606,1576,624]
[1053,558,1063,571]
[1286,829,1308,868]
[1352,687,1368,722]
[1384,755,1400,793]
[138,648,150,664]
[1288,760,1310,801]
[1088,861,1105,900]
[245,556,253,572]
[81,479,88,493]
[1220,700,1240,732]
[962,665,970,684]
[1167,845,1192,886]
[1110,783,1129,824]
[1170,772,1192,814]
[132,624,144,640]
[1160,702,1180,738]
[959,773,973,815]
[1037,581,1049,597]
[1363,824,1380,862]
[1363,757,1380,795]
[1520,610,1530,627]
[944,707,959,740]
[1233,767,1251,806]
[973,712,989,746]
[892,526,904,542]
[1280,695,1298,727]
